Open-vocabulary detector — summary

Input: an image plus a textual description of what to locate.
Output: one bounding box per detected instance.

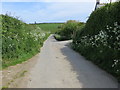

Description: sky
[1,0,116,23]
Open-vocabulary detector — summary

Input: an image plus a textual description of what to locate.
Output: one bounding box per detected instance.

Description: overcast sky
[1,0,116,23]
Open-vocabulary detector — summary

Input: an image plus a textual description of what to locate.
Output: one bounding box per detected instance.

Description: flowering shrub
[72,1,120,81]
[73,22,120,81]
[2,14,50,68]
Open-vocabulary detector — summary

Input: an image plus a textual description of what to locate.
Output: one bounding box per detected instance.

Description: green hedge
[55,20,84,41]
[72,2,120,81]
[2,14,49,68]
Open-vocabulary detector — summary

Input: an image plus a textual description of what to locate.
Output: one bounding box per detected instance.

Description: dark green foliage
[55,20,84,41]
[72,2,120,81]
[2,14,49,68]
[81,2,120,36]
[54,34,70,41]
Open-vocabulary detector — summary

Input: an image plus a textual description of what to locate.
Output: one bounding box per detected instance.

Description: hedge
[72,2,120,81]
[55,20,84,41]
[2,14,49,68]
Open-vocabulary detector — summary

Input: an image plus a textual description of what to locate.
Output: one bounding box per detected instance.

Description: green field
[34,23,63,33]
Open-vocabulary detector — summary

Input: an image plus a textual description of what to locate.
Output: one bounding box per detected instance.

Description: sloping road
[27,35,118,88]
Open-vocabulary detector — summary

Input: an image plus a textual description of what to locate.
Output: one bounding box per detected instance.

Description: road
[27,35,118,88]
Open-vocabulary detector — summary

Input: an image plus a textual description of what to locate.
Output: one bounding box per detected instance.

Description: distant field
[34,23,63,33]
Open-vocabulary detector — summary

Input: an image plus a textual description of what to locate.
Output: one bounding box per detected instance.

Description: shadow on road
[60,42,118,88]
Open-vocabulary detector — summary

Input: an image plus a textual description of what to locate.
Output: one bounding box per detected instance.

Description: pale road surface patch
[27,35,118,88]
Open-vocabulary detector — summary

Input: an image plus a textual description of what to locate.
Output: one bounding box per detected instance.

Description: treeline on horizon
[30,22,65,24]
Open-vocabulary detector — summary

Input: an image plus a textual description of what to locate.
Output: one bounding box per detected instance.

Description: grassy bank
[2,14,51,69]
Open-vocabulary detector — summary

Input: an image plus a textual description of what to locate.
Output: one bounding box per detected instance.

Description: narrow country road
[27,35,118,88]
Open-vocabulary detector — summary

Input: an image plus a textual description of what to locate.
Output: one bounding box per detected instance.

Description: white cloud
[1,0,95,2]
[2,0,117,23]
[1,2,96,23]
[1,0,117,3]
[34,2,95,22]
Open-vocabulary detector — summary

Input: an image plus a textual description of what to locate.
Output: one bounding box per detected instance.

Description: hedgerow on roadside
[2,14,50,68]
[55,20,84,41]
[72,1,120,81]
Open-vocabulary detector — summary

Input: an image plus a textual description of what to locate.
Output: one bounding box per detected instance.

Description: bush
[72,2,120,81]
[56,20,84,41]
[54,34,69,41]
[2,14,49,68]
